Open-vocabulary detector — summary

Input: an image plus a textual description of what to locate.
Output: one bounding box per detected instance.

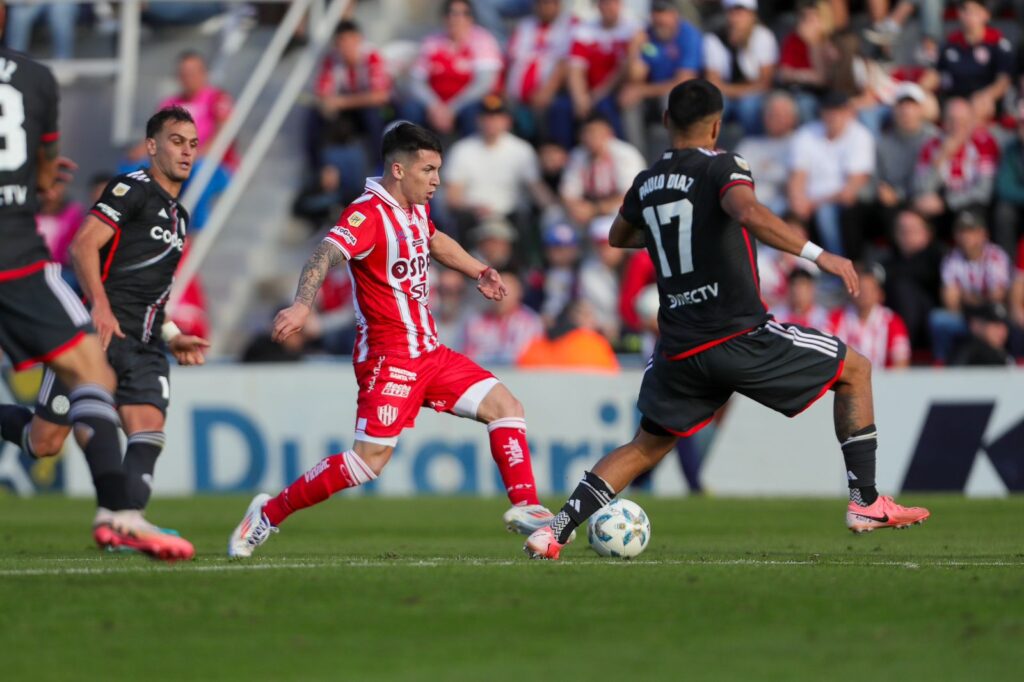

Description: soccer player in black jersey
[0,103,205,559]
[525,79,930,560]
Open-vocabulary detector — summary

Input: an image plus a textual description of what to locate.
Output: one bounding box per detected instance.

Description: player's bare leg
[475,383,553,535]
[0,405,70,458]
[832,349,929,532]
[525,427,678,560]
[229,440,390,557]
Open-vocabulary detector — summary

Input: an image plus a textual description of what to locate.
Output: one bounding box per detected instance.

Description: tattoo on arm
[295,242,344,306]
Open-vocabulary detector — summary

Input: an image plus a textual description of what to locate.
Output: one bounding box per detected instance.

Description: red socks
[487,417,540,506]
[263,450,376,526]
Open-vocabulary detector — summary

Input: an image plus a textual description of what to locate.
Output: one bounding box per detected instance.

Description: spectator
[311,21,392,202]
[1011,240,1024,330]
[517,300,620,371]
[292,165,347,232]
[445,96,554,241]
[757,213,818,308]
[505,0,575,139]
[828,263,912,369]
[35,180,83,269]
[913,97,999,233]
[554,0,644,148]
[535,223,581,324]
[993,101,1024,258]
[463,270,544,364]
[468,216,518,273]
[5,2,77,61]
[949,303,1013,366]
[930,210,1012,361]
[619,0,702,155]
[703,0,779,136]
[935,0,1013,121]
[408,0,503,137]
[774,269,830,329]
[125,51,234,230]
[883,209,945,350]
[736,91,800,216]
[431,266,469,351]
[618,249,655,335]
[777,0,835,122]
[560,114,646,228]
[579,216,625,341]
[788,90,875,258]
[875,84,938,221]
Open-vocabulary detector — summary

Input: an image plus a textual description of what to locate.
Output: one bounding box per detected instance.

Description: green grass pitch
[1,494,1021,681]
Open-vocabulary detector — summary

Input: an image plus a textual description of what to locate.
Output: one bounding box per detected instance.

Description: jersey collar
[142,168,181,205]
[365,176,414,213]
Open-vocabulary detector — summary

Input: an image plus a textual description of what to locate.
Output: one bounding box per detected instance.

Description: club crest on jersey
[112,182,131,197]
[377,404,398,427]
[734,156,750,171]
[347,211,366,228]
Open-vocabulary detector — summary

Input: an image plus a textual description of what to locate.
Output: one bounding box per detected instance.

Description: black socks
[124,431,165,509]
[550,471,616,544]
[69,384,129,511]
[842,424,878,506]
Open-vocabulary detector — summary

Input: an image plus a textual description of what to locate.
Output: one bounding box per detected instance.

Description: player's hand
[817,252,859,297]
[168,334,210,366]
[477,267,508,301]
[38,157,78,202]
[272,302,310,343]
[92,303,125,351]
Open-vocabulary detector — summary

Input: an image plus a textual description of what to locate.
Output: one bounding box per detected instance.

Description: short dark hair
[146,105,196,139]
[334,19,360,37]
[177,49,206,65]
[381,121,443,165]
[666,79,724,133]
[443,0,475,19]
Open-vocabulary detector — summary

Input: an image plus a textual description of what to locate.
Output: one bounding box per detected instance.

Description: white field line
[0,557,1020,577]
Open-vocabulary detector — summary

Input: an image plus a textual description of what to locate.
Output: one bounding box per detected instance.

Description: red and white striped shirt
[413,26,502,103]
[462,307,544,365]
[828,305,911,369]
[773,304,830,331]
[505,14,575,103]
[916,129,999,194]
[315,45,391,98]
[324,178,439,361]
[569,16,640,90]
[940,243,1011,299]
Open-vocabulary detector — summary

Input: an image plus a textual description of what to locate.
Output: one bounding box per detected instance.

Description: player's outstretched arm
[430,231,508,301]
[273,241,346,343]
[721,184,859,297]
[608,214,646,249]
[70,215,123,350]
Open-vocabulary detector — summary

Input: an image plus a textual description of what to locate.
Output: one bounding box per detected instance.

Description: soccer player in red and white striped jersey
[229,122,556,557]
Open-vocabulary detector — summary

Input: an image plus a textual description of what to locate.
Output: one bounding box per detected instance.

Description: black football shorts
[37,335,171,424]
[0,263,93,372]
[638,320,848,436]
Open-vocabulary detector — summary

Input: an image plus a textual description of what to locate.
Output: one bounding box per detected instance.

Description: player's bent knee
[840,349,871,386]
[352,440,394,476]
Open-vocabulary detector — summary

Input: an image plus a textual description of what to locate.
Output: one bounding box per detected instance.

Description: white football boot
[228,493,278,558]
[503,504,576,541]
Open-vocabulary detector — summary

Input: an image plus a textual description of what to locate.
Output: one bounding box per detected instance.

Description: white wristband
[800,241,824,262]
[161,321,182,343]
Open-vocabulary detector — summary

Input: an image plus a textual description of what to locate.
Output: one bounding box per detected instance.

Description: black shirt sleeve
[39,65,59,141]
[993,34,1014,77]
[89,177,146,231]
[619,172,645,227]
[709,152,756,199]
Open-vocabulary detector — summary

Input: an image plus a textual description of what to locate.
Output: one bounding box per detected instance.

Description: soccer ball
[587,499,651,558]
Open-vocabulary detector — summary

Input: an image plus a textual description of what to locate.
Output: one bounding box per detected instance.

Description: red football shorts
[352,344,498,445]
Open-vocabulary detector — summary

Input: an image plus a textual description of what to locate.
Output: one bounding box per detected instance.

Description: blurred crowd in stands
[9,1,1024,369]
[279,0,1024,369]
